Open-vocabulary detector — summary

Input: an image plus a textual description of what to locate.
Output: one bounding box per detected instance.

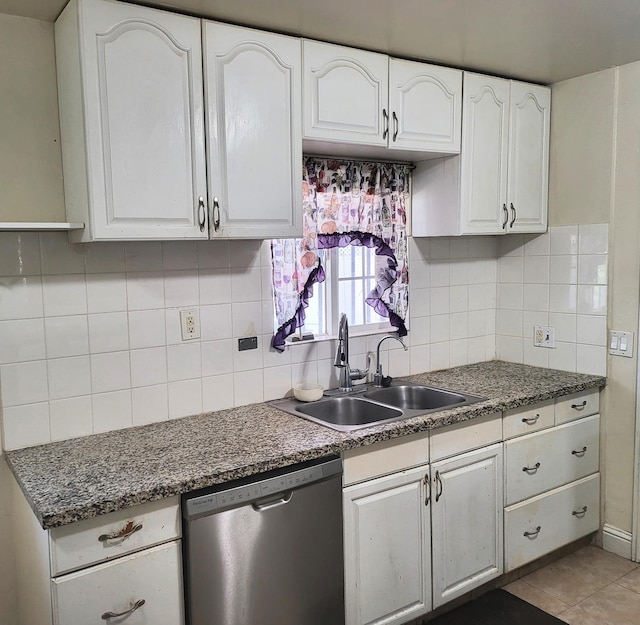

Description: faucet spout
[373,334,408,387]
[334,313,369,391]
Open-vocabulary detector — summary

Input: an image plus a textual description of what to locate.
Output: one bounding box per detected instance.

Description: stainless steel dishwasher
[182,456,344,625]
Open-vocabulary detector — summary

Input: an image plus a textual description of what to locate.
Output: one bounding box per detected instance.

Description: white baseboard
[602,523,633,560]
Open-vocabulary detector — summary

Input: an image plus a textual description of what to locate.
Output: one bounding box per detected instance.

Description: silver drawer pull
[101,599,145,620]
[522,462,541,474]
[572,506,588,517]
[524,526,541,538]
[98,520,143,543]
[571,446,587,457]
[521,414,540,425]
[571,400,587,410]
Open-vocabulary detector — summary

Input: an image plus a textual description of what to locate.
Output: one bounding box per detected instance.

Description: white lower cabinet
[344,465,432,625]
[430,444,503,608]
[52,541,184,625]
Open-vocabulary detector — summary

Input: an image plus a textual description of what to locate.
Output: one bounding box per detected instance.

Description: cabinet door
[388,59,462,154]
[459,73,510,235]
[344,465,431,625]
[431,443,503,609]
[57,0,208,241]
[204,23,302,238]
[507,82,550,233]
[303,40,388,147]
[52,541,184,625]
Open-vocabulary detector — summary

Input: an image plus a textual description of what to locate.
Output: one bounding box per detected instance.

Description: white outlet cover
[180,309,201,340]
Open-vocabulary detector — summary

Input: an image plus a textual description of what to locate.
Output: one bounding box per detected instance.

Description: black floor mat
[428,589,567,625]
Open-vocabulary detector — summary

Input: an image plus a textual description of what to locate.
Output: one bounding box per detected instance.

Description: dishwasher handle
[252,492,293,511]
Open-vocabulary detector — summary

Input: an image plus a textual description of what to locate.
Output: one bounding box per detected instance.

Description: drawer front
[52,541,184,625]
[555,389,600,424]
[505,415,599,505]
[504,473,600,572]
[50,497,180,575]
[430,413,502,462]
[343,431,429,486]
[503,400,554,439]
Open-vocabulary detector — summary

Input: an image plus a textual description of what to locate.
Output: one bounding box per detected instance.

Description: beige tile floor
[504,545,640,624]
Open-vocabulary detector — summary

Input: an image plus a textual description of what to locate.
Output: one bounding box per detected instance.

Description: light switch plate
[609,330,634,358]
[534,325,555,348]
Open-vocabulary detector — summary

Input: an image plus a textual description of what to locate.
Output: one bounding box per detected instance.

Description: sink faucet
[373,334,408,387]
[334,313,370,392]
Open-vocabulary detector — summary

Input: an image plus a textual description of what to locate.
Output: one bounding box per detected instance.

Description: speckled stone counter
[6,361,605,530]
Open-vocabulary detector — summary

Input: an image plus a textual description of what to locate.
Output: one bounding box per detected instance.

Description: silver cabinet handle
[423,472,431,506]
[522,414,540,425]
[509,202,516,227]
[522,462,541,474]
[571,400,587,411]
[434,470,443,502]
[382,108,389,140]
[524,526,541,538]
[98,520,142,542]
[572,446,587,457]
[502,203,508,230]
[212,196,221,232]
[392,111,399,141]
[572,506,588,517]
[101,599,145,620]
[198,196,206,232]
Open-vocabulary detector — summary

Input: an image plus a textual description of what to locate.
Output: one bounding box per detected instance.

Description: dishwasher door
[183,457,344,625]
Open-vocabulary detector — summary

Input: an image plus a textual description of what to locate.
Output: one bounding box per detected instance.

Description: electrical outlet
[180,309,200,341]
[534,325,555,348]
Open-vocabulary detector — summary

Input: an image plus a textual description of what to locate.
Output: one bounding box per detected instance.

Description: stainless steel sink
[363,384,470,411]
[296,396,403,429]
[269,380,486,432]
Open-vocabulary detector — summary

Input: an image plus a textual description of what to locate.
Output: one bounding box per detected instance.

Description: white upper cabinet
[303,40,461,158]
[412,73,550,236]
[388,59,461,153]
[203,23,302,238]
[56,0,208,242]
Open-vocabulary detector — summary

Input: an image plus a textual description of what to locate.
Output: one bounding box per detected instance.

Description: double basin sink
[271,380,485,432]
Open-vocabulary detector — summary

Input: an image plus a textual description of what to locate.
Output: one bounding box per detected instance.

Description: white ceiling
[4,0,640,84]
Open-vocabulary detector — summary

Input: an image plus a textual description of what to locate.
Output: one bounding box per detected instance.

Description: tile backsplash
[0,226,606,451]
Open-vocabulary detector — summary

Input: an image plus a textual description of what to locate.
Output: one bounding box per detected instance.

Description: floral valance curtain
[271,157,410,352]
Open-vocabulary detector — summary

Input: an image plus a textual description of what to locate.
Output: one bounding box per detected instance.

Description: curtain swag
[271,157,411,352]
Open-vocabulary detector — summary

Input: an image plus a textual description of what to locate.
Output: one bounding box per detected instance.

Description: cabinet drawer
[50,497,180,575]
[505,415,599,505]
[430,413,502,462]
[504,474,600,572]
[555,389,600,424]
[503,400,554,439]
[343,432,429,486]
[52,540,184,625]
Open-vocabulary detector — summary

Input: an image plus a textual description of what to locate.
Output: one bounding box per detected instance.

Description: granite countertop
[5,361,605,530]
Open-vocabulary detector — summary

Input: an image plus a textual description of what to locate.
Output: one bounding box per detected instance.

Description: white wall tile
[549,342,577,372]
[200,304,233,341]
[450,312,468,340]
[0,233,41,276]
[468,284,489,311]
[497,335,523,363]
[39,233,85,274]
[229,240,261,269]
[430,342,450,370]
[199,269,232,306]
[50,396,93,441]
[128,309,166,349]
[579,223,608,254]
[409,344,430,374]
[410,259,430,288]
[47,356,91,400]
[162,241,198,271]
[524,232,550,256]
[467,337,487,364]
[550,256,578,284]
[388,346,411,378]
[168,379,202,419]
[550,225,578,255]
[1,403,50,450]
[497,309,523,337]
[0,276,43,320]
[164,270,199,308]
[449,339,468,367]
[202,374,235,412]
[498,284,524,310]
[45,315,89,358]
[132,384,168,426]
[524,342,549,368]
[126,272,164,310]
[92,390,132,433]
[90,351,131,393]
[549,312,577,343]
[524,256,550,284]
[577,315,607,346]
[231,302,263,337]
[450,286,468,313]
[197,240,229,269]
[86,273,127,313]
[0,319,46,364]
[130,347,168,387]
[0,361,48,406]
[578,255,608,285]
[430,315,450,343]
[523,284,550,312]
[429,262,450,287]
[292,360,319,387]
[410,316,431,344]
[84,242,126,274]
[230,265,262,302]
[576,344,606,376]
[449,260,469,285]
[549,284,578,313]
[577,285,607,315]
[498,256,524,283]
[42,275,87,317]
[167,343,201,382]
[429,238,450,260]
[449,238,469,259]
[410,288,429,317]
[233,336,264,372]
[498,234,525,257]
[233,370,264,406]
[202,340,234,377]
[263,364,292,401]
[430,287,450,316]
[124,242,163,272]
